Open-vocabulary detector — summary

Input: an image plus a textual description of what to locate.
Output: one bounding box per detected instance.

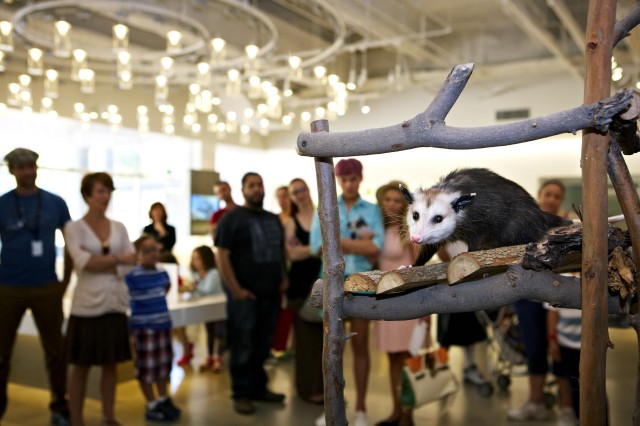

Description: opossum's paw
[397,264,412,270]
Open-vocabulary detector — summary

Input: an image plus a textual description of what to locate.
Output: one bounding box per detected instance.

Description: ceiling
[0,0,637,137]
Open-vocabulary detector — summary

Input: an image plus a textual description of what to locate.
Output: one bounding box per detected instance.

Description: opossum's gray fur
[408,168,571,266]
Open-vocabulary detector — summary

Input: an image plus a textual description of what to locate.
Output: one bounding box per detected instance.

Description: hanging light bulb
[226,68,241,96]
[289,55,302,79]
[119,70,132,90]
[0,51,5,73]
[155,75,168,104]
[160,56,173,76]
[313,66,326,80]
[211,37,226,63]
[347,52,357,91]
[7,82,20,106]
[282,114,293,129]
[226,110,238,133]
[166,30,182,54]
[239,124,251,144]
[283,78,292,97]
[27,48,44,76]
[117,51,132,76]
[53,20,72,58]
[244,44,260,76]
[78,68,95,94]
[112,24,129,52]
[197,62,210,87]
[0,21,13,53]
[71,49,87,81]
[18,74,31,91]
[207,113,218,132]
[44,69,59,98]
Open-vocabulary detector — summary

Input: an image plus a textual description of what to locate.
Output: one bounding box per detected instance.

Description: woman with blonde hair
[373,181,428,426]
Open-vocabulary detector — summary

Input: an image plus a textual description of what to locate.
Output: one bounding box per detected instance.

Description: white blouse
[64,219,134,317]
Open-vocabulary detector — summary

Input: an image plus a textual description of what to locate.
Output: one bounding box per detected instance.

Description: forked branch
[296,65,635,158]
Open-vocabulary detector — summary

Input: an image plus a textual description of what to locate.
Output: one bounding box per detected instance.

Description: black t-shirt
[214,206,284,296]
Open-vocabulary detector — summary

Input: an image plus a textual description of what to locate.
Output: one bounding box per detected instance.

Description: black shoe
[234,398,256,415]
[252,390,285,403]
[160,397,181,420]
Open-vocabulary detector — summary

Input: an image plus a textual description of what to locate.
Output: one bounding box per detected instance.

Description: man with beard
[214,172,289,415]
[0,148,72,425]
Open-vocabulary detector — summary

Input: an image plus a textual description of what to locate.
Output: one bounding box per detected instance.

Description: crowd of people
[0,147,582,426]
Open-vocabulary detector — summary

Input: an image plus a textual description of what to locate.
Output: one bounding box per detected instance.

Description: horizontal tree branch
[309,266,630,320]
[297,76,634,158]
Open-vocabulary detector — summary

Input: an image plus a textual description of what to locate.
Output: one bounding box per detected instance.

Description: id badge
[31,240,43,257]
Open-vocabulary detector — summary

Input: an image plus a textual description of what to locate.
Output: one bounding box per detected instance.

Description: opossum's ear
[399,184,414,205]
[451,192,476,213]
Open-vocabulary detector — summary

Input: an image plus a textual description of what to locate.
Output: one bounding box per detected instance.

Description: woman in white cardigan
[64,172,137,426]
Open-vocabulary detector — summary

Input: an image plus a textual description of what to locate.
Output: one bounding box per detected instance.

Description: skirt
[67,312,132,365]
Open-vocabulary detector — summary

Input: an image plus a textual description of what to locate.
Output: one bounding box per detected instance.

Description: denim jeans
[514,299,549,375]
[226,293,280,400]
[0,281,68,418]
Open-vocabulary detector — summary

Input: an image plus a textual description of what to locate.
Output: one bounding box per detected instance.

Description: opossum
[400,168,571,266]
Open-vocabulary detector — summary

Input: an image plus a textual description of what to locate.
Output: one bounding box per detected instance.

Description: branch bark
[581,1,615,423]
[447,245,527,284]
[296,72,633,157]
[310,266,630,320]
[312,120,348,426]
[608,140,640,270]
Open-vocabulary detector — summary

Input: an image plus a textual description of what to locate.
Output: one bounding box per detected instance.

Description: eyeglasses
[290,187,308,196]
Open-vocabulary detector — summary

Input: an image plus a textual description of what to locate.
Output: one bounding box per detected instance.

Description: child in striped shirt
[125,234,181,422]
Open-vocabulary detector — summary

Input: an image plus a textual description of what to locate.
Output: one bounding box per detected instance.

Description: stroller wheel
[478,382,494,397]
[497,374,511,390]
[544,391,556,409]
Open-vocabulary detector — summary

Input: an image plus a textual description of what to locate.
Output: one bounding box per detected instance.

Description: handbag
[400,349,458,408]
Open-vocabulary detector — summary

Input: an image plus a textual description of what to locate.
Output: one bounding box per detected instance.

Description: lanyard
[14,190,42,239]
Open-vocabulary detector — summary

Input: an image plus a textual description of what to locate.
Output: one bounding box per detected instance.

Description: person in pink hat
[309,158,384,426]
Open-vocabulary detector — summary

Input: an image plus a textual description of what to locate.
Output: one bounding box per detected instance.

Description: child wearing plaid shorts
[125,235,181,422]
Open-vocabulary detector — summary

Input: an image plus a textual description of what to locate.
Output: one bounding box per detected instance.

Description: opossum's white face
[406,190,460,245]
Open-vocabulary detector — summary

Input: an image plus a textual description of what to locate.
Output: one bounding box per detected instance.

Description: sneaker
[233,398,256,415]
[51,412,71,426]
[557,406,577,426]
[463,364,486,385]
[160,397,182,421]
[507,401,552,421]
[146,401,171,421]
[251,389,285,403]
[353,411,369,426]
[315,412,326,426]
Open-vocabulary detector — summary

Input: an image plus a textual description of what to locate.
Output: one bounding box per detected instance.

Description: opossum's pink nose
[410,234,422,244]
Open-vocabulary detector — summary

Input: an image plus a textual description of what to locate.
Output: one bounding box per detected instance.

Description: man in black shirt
[214,172,289,415]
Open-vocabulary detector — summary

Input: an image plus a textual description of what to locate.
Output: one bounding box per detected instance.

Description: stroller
[477,307,557,408]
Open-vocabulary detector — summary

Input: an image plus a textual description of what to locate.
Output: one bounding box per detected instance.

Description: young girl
[190,246,227,372]
[125,235,181,422]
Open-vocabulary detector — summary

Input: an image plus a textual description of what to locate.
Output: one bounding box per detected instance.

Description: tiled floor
[2,323,637,425]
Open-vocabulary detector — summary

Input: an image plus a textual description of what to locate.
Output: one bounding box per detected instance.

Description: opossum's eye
[432,215,443,224]
[412,211,419,221]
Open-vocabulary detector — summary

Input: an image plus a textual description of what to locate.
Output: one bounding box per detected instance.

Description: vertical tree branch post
[311,119,348,426]
[629,313,640,426]
[581,0,615,423]
[607,140,640,269]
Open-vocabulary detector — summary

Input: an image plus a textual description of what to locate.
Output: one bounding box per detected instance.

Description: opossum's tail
[543,212,574,229]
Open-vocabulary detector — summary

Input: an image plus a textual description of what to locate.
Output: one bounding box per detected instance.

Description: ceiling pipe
[501,0,583,82]
[546,0,586,53]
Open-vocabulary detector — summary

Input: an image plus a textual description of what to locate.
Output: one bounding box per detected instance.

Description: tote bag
[400,350,459,408]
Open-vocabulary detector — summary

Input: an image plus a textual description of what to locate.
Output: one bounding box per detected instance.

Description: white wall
[242,73,640,208]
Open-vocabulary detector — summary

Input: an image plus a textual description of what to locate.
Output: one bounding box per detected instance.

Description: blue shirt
[0,189,71,286]
[309,195,384,275]
[125,266,172,331]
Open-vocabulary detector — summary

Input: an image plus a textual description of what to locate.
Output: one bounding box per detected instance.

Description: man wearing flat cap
[309,158,384,426]
[0,148,72,425]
